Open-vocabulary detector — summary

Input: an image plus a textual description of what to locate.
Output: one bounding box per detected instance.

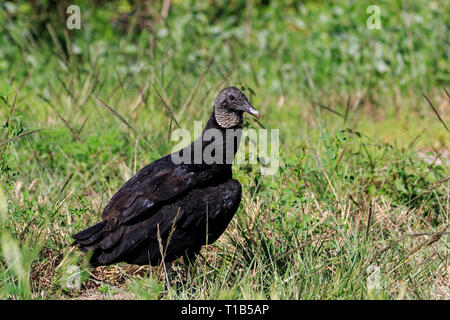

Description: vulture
[72,87,260,267]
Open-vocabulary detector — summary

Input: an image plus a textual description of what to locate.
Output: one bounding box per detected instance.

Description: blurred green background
[1,0,449,147]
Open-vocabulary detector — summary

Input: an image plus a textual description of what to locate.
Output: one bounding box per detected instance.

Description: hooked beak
[243,104,261,119]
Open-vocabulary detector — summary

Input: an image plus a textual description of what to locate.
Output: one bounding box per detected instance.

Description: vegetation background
[0,0,448,299]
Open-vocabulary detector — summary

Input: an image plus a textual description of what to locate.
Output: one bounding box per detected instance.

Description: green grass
[0,0,448,299]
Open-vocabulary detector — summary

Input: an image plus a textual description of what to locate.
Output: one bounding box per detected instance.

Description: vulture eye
[229,95,235,101]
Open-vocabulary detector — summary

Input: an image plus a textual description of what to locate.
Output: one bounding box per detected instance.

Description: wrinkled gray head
[214,87,260,128]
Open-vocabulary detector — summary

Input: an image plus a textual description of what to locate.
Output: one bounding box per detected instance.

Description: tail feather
[96,222,151,265]
[72,221,106,251]
[72,221,141,267]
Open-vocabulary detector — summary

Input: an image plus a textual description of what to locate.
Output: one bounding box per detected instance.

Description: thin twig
[94,96,140,136]
[152,83,180,128]
[443,87,450,99]
[0,129,44,146]
[156,224,171,290]
[37,94,81,141]
[423,93,449,133]
[311,100,344,118]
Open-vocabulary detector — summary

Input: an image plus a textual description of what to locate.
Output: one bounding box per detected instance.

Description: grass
[0,0,448,299]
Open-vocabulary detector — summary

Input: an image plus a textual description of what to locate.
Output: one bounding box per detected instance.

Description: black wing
[100,154,228,231]
[73,152,233,266]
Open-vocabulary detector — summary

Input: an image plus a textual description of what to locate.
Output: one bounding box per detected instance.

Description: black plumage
[72,87,260,267]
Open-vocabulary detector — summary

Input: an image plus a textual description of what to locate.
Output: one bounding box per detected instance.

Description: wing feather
[101,155,225,230]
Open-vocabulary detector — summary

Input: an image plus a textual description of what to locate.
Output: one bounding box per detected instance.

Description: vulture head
[214,87,260,128]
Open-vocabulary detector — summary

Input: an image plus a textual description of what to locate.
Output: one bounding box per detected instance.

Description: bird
[72,87,260,267]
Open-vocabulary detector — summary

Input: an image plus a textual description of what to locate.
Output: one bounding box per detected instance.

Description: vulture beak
[243,103,261,119]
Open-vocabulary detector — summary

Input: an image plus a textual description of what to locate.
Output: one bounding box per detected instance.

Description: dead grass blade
[407,129,426,149]
[178,55,215,118]
[37,94,81,142]
[25,138,55,182]
[444,87,450,99]
[156,224,171,290]
[57,145,88,185]
[152,83,180,128]
[93,95,137,135]
[423,93,449,133]
[0,129,44,146]
[344,95,351,124]
[46,23,69,65]
[311,100,344,118]
[408,223,449,257]
[93,95,153,151]
[57,113,81,142]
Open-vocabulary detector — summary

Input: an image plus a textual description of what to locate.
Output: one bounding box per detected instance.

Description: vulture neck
[206,110,243,131]
[188,111,243,167]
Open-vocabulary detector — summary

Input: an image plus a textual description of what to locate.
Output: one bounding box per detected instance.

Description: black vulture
[72,87,260,267]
